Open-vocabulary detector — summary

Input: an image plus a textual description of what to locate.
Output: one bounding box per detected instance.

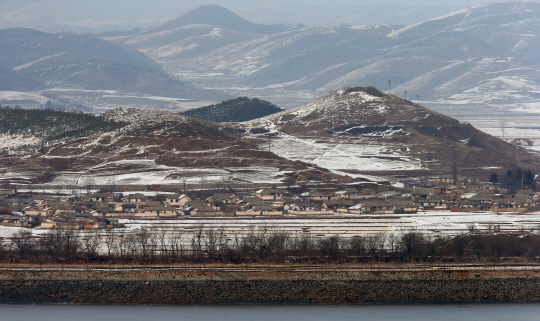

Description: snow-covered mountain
[105,2,540,109]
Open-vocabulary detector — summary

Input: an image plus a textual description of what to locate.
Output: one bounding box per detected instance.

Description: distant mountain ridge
[181,97,283,122]
[0,27,230,108]
[0,28,160,72]
[139,5,303,35]
[106,2,540,110]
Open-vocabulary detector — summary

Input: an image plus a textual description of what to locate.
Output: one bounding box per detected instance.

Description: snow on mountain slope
[103,2,540,113]
[232,86,535,180]
[0,109,351,186]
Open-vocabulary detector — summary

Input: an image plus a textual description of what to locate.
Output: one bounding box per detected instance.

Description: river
[1,304,539,321]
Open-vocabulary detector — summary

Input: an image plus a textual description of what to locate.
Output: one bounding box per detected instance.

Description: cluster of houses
[0,175,539,229]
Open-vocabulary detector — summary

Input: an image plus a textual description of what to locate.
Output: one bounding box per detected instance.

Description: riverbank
[1,268,540,304]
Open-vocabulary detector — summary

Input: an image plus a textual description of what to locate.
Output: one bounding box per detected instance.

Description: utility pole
[416,94,420,105]
[404,90,408,100]
[452,147,458,183]
[388,79,391,92]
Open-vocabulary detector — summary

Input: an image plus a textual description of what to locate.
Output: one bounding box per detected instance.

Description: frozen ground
[1,89,217,113]
[1,211,539,243]
[44,159,286,187]
[115,211,540,238]
[267,134,422,172]
[0,91,51,104]
[0,134,42,149]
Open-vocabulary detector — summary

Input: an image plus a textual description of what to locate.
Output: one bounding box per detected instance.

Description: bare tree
[9,230,35,256]
[290,232,314,261]
[178,172,189,193]
[117,230,127,259]
[135,228,152,259]
[241,226,263,262]
[317,235,342,261]
[387,233,399,256]
[199,177,208,191]
[82,230,101,258]
[104,230,118,258]
[84,178,95,194]
[366,235,379,256]
[400,230,426,257]
[125,233,139,258]
[63,229,80,257]
[156,228,168,259]
[452,234,469,257]
[39,229,80,258]
[205,227,224,260]
[348,235,366,260]
[190,224,204,260]
[266,230,289,261]
[499,119,508,140]
[169,228,184,259]
[375,233,387,255]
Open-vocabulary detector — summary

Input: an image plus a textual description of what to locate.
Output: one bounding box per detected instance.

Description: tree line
[0,107,126,141]
[3,227,540,265]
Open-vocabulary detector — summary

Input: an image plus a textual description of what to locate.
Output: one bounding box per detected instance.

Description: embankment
[1,269,539,304]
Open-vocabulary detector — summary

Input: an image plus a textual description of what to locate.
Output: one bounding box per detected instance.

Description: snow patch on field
[42,158,287,186]
[0,91,50,104]
[0,134,42,149]
[267,134,422,171]
[116,210,540,238]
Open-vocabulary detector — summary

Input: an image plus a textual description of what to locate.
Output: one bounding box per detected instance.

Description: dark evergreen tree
[181,97,282,122]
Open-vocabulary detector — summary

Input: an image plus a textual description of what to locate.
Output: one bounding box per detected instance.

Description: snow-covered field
[0,89,216,113]
[267,134,422,172]
[0,91,51,104]
[44,159,286,186]
[0,134,42,149]
[116,211,540,238]
[1,210,538,241]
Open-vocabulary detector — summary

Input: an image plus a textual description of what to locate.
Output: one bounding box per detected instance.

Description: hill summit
[181,97,283,123]
[140,5,303,35]
[238,86,535,181]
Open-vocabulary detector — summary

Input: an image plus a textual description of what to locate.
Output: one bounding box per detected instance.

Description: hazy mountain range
[2,1,540,119]
[105,2,540,111]
[0,27,230,111]
[0,1,480,33]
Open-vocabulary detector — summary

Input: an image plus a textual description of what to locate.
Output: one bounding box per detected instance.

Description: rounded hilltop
[237,86,535,180]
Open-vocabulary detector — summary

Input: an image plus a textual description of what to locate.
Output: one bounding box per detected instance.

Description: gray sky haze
[2,0,539,32]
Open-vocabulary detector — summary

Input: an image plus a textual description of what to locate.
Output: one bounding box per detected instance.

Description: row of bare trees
[2,227,540,264]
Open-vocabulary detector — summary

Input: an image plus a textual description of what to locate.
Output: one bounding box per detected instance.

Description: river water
[1,304,539,321]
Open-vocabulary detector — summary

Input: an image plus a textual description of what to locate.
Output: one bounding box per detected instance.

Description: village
[0,173,539,231]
